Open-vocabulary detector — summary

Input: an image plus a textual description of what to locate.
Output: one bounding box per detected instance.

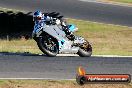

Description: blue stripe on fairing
[69,24,75,32]
[58,39,65,49]
[59,41,62,47]
[61,39,65,43]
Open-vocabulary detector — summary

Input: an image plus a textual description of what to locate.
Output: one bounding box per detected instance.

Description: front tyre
[77,41,92,57]
[37,35,58,57]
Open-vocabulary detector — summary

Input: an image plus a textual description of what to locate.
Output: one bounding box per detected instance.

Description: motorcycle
[32,12,92,57]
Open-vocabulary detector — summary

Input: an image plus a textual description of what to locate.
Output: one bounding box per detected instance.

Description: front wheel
[37,35,58,57]
[77,40,92,57]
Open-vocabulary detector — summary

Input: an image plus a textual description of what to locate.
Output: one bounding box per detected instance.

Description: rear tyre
[77,41,92,57]
[37,34,58,57]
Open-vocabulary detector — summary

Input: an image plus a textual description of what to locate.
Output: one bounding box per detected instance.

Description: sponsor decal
[76,66,131,85]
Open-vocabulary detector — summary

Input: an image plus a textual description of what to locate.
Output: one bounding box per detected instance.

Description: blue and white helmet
[33,11,43,21]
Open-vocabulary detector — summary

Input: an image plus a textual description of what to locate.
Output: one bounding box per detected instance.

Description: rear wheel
[77,40,92,57]
[37,34,58,57]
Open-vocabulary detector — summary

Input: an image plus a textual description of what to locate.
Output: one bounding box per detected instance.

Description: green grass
[69,19,132,55]
[0,39,42,54]
[0,19,132,56]
[101,0,132,4]
[111,0,132,3]
[0,7,25,13]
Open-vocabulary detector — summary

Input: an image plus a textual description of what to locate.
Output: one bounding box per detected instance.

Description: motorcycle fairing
[42,25,79,54]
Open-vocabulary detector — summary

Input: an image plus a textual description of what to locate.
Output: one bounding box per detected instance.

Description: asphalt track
[0,0,132,26]
[0,53,132,79]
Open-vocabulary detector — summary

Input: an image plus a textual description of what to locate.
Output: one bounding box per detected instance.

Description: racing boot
[62,26,85,45]
[62,26,75,40]
[73,36,85,45]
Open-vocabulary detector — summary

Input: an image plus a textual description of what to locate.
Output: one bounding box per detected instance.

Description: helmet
[33,11,43,21]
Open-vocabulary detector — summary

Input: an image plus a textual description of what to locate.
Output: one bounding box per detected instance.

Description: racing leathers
[44,13,75,41]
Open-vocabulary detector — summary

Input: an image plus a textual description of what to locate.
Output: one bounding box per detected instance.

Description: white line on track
[3,53,130,58]
[57,54,132,57]
[0,78,75,80]
[92,55,132,57]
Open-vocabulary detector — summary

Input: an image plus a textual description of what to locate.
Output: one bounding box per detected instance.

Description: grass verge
[0,19,132,56]
[99,0,132,4]
[0,80,131,88]
[69,19,132,56]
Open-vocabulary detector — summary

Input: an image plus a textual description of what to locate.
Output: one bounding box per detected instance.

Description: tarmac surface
[0,53,131,79]
[0,0,132,26]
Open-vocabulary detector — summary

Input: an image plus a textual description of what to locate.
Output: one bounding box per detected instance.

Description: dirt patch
[0,80,131,88]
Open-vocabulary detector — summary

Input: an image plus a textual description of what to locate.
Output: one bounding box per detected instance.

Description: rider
[33,11,75,41]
